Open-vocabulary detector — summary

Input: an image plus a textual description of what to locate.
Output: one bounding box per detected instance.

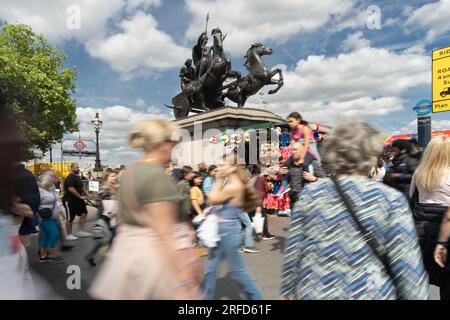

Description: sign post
[432,46,450,113]
[413,100,432,149]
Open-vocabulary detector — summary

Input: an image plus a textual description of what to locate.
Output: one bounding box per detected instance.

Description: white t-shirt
[410,170,450,206]
[39,187,61,219]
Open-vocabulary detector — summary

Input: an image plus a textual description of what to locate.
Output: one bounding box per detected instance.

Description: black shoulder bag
[331,176,397,288]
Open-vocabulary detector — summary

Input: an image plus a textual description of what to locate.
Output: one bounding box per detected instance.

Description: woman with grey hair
[280,121,430,300]
[38,171,64,263]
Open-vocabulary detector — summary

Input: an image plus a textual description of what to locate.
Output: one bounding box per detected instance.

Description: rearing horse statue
[223,43,283,107]
[169,28,241,119]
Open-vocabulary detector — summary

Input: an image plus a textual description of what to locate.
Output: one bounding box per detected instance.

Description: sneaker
[38,255,47,263]
[262,235,276,241]
[85,256,96,267]
[76,231,92,238]
[239,247,245,253]
[65,234,79,241]
[243,247,261,253]
[196,247,208,257]
[47,256,65,264]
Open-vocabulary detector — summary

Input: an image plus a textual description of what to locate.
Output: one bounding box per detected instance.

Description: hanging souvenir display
[209,135,218,144]
[221,134,230,144]
[230,133,237,144]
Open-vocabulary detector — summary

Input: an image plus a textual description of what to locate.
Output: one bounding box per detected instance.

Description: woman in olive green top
[89,119,202,300]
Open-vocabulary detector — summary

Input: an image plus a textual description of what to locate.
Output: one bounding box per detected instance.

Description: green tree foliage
[0,23,77,160]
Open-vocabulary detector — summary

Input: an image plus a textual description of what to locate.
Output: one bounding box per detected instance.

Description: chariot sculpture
[166,16,284,119]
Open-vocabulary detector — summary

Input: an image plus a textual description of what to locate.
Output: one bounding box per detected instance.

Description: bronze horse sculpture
[169,28,240,119]
[223,43,283,107]
[167,28,283,119]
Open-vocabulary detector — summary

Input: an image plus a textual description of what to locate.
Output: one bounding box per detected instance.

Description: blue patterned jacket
[280,176,430,300]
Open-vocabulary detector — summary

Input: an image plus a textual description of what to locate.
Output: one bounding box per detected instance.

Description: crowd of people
[1,88,449,299]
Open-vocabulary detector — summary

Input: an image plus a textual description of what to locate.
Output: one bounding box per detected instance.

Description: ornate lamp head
[91,112,103,130]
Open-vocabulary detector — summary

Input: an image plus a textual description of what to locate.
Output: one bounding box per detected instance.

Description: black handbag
[38,207,52,219]
[331,176,397,293]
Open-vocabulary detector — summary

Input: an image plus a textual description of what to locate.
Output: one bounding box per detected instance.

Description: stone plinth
[173,106,285,134]
[172,107,285,167]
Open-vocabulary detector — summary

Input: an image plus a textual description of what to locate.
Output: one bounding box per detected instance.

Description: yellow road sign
[432,46,450,113]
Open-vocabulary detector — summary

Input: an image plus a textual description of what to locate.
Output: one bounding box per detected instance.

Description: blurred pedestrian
[197,163,209,182]
[409,138,423,161]
[250,164,276,241]
[85,171,118,267]
[201,153,263,300]
[280,141,325,207]
[189,171,209,257]
[62,163,92,240]
[190,172,204,218]
[434,207,450,300]
[202,165,218,199]
[177,166,195,223]
[410,135,450,300]
[37,172,64,264]
[0,107,36,299]
[89,119,201,299]
[384,139,419,198]
[280,121,430,300]
[169,161,183,183]
[370,157,386,182]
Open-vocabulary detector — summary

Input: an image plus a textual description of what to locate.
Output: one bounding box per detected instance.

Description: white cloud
[432,119,450,130]
[185,0,356,55]
[0,1,187,78]
[341,31,371,51]
[147,106,164,114]
[333,8,368,32]
[57,105,173,166]
[86,11,190,79]
[133,98,146,108]
[395,119,450,136]
[0,0,147,43]
[405,0,450,44]
[244,39,430,125]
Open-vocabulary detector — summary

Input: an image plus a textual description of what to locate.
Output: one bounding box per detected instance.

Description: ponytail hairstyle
[223,152,260,212]
[287,112,308,126]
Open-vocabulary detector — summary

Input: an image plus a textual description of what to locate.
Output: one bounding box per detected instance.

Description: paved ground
[26,206,440,300]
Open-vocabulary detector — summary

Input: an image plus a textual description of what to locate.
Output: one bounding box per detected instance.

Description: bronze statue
[192,32,208,78]
[166,17,283,119]
[179,59,195,90]
[223,43,284,107]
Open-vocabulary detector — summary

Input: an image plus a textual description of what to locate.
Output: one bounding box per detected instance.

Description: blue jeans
[201,220,263,300]
[239,212,253,248]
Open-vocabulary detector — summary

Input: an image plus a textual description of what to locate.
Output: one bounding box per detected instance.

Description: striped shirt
[280,176,430,300]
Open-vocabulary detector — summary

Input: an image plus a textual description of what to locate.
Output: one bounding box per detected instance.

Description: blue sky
[1,0,449,166]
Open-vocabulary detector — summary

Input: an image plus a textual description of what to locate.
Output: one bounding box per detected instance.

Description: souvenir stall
[208,121,330,217]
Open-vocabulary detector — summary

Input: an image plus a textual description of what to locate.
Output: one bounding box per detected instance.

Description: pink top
[410,170,450,206]
[291,125,315,155]
[291,125,315,141]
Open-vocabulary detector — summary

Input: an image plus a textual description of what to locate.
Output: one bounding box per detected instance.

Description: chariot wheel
[173,95,190,119]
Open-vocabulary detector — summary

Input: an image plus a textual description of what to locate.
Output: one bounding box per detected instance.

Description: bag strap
[331,175,396,282]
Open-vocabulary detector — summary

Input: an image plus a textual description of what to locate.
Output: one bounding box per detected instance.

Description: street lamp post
[91,112,103,172]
